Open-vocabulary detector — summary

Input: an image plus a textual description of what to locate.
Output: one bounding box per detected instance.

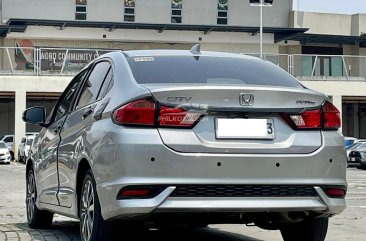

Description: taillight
[282,101,340,130]
[324,188,346,198]
[159,105,201,127]
[322,101,341,129]
[112,99,155,125]
[117,186,166,199]
[112,98,203,128]
[289,109,321,129]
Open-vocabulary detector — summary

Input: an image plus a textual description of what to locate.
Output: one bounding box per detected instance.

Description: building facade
[0,0,365,155]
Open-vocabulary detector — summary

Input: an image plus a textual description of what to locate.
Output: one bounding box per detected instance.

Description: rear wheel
[26,168,53,228]
[80,170,113,241]
[280,217,328,241]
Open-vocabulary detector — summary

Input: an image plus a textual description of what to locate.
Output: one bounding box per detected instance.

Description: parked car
[0,135,14,160]
[346,141,366,158]
[348,148,366,169]
[0,141,11,164]
[0,133,38,161]
[22,49,346,241]
[18,135,36,163]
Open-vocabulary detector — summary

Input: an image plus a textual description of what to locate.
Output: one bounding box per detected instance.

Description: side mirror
[22,107,46,126]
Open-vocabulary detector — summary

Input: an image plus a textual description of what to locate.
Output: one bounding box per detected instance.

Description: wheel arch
[76,158,92,218]
[26,158,34,176]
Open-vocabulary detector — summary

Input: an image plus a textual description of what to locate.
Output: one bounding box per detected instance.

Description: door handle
[82,106,95,119]
[54,125,62,134]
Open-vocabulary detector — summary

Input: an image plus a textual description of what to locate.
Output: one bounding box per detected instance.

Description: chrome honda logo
[239,93,254,106]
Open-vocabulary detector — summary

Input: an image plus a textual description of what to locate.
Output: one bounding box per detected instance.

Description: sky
[293,0,366,14]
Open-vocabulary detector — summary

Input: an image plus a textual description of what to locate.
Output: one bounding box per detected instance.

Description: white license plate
[351,157,356,162]
[216,118,275,139]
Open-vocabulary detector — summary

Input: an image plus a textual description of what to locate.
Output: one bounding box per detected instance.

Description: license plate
[216,118,275,139]
[351,157,356,162]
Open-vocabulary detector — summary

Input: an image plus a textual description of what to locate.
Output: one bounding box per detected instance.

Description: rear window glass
[127,56,303,88]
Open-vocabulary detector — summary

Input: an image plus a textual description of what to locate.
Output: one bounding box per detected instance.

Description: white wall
[2,0,75,21]
[291,11,352,36]
[2,0,290,27]
[88,0,123,22]
[291,11,366,37]
[230,0,291,27]
[183,0,216,25]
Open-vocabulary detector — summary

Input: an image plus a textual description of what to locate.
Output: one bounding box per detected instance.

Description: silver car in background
[23,48,346,241]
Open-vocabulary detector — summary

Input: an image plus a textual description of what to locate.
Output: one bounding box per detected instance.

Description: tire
[280,218,329,241]
[80,170,114,241]
[18,152,22,163]
[26,168,54,229]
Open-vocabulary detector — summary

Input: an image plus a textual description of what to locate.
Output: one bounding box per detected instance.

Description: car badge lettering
[239,93,254,106]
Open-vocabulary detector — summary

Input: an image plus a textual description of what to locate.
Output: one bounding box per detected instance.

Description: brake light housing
[282,101,340,130]
[112,98,203,128]
[112,99,156,126]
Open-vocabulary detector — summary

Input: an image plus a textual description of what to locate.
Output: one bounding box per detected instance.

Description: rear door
[36,70,86,205]
[57,60,113,207]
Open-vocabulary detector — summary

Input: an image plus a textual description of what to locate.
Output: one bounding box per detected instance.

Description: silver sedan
[23,47,346,241]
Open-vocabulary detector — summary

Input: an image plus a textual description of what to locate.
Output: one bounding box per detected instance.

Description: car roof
[123,49,260,60]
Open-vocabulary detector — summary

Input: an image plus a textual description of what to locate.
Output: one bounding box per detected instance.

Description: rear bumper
[94,128,347,221]
[100,185,345,220]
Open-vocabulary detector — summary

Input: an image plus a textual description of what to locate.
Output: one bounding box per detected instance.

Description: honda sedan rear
[23,48,346,241]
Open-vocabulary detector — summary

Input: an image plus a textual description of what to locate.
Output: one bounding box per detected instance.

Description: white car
[0,141,11,164]
[18,135,36,163]
[0,135,14,160]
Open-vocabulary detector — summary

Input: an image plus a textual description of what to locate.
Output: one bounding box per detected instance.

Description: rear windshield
[127,56,303,88]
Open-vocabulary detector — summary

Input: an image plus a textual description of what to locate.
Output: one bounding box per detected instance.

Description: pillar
[14,91,26,160]
[354,103,359,138]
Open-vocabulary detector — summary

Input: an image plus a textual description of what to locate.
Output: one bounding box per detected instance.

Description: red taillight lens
[120,189,153,197]
[290,109,321,129]
[322,101,341,129]
[113,99,203,128]
[159,105,201,127]
[324,188,346,198]
[282,101,340,130]
[117,186,166,199]
[112,99,155,125]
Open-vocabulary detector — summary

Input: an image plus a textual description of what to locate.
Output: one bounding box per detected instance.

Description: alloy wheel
[80,179,95,241]
[26,172,36,221]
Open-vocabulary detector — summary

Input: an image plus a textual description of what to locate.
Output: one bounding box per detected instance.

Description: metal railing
[0,47,119,76]
[1,46,366,80]
[292,54,366,80]
[245,53,291,73]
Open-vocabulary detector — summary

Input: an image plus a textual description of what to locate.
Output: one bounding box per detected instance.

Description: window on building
[124,0,135,22]
[171,0,182,23]
[75,0,87,20]
[217,0,228,25]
